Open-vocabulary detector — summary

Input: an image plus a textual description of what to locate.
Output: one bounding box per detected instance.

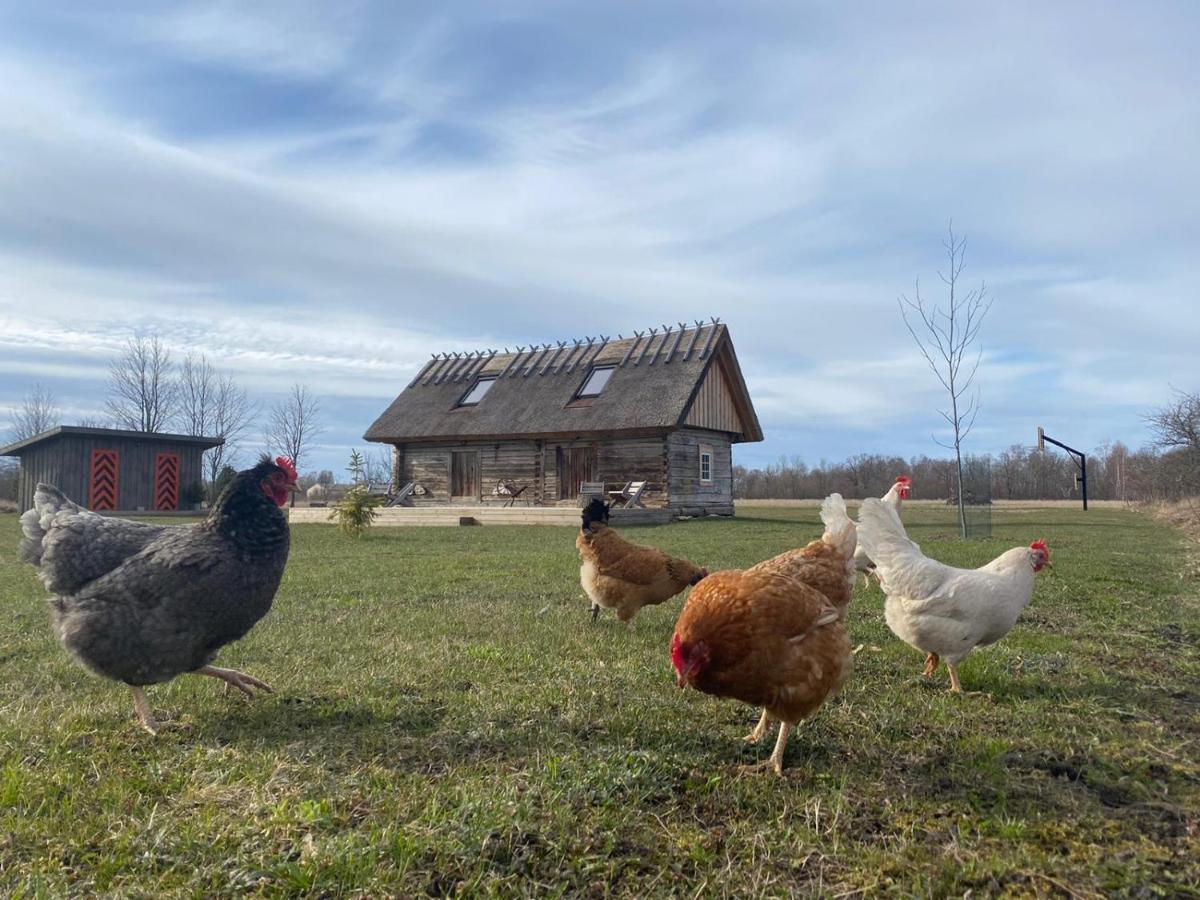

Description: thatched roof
[365,321,763,444]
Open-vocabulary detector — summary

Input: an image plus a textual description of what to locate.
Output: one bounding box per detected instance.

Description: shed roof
[364,321,763,444]
[0,426,224,457]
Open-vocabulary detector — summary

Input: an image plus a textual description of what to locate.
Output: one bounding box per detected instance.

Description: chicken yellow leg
[197,665,274,697]
[743,709,771,744]
[923,652,939,677]
[739,721,793,776]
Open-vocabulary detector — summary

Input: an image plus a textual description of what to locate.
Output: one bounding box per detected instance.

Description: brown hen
[671,494,857,775]
[576,498,707,628]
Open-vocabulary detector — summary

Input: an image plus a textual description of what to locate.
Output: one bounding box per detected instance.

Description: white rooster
[853,475,911,582]
[856,497,1051,693]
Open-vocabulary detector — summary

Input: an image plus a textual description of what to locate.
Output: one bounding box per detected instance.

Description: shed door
[89,449,120,511]
[154,452,180,511]
[450,451,480,500]
[557,446,597,500]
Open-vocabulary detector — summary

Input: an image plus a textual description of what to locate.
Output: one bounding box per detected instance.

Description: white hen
[853,475,911,581]
[856,497,1051,693]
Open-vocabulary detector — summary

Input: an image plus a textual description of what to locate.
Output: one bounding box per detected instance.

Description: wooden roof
[365,321,763,444]
[0,426,224,456]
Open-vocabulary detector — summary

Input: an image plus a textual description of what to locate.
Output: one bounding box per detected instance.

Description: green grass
[1,505,1197,897]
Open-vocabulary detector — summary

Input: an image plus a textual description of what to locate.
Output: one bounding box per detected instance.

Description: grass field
[1,505,1197,897]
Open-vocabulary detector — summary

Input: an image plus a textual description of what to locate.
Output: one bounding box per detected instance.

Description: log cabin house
[364,321,762,518]
[1,426,222,514]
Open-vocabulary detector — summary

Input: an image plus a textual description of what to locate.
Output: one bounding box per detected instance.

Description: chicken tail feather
[819,493,857,563]
[19,483,82,566]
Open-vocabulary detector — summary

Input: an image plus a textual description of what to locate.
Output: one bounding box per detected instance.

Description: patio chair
[385,482,416,507]
[579,481,606,504]
[617,480,647,509]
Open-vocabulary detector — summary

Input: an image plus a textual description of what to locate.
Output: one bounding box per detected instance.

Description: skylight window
[458,376,496,406]
[577,366,615,398]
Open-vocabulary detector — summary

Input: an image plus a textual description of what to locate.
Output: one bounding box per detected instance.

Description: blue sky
[1,2,1197,475]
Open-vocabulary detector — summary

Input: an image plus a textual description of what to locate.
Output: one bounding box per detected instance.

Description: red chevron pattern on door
[154,453,180,511]
[89,449,119,511]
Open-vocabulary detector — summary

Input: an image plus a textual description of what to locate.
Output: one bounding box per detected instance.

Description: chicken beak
[288,482,301,494]
[675,670,685,689]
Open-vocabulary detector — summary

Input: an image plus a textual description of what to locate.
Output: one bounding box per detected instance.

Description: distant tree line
[733,390,1200,504]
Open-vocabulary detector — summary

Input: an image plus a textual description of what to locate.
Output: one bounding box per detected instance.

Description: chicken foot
[130,686,159,735]
[590,603,600,624]
[743,709,771,744]
[946,664,987,697]
[923,652,940,677]
[739,722,793,776]
[196,665,274,697]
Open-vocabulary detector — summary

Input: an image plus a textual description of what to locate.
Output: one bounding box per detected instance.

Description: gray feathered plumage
[19,460,292,688]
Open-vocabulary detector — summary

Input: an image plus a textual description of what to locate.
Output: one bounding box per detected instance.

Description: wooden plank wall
[397,437,671,506]
[666,428,734,515]
[15,435,207,513]
[683,359,744,435]
[400,441,541,505]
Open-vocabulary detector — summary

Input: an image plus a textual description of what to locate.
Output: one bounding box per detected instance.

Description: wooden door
[557,446,597,500]
[154,452,180,511]
[451,451,480,500]
[89,449,119,511]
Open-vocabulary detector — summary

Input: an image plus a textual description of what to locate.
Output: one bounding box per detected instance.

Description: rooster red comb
[1030,539,1049,558]
[275,457,298,482]
[896,475,911,484]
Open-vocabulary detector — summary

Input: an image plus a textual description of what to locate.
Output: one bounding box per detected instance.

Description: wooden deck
[287,505,675,527]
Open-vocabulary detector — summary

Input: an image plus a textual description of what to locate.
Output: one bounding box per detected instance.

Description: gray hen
[19,456,298,732]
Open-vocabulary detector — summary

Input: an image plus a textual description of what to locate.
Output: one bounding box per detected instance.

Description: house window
[458,376,496,406]
[576,366,615,398]
[699,445,714,485]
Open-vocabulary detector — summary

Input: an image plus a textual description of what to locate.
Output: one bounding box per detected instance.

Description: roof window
[576,366,615,398]
[457,376,496,406]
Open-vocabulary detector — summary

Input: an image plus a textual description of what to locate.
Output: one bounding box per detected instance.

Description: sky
[1,2,1197,476]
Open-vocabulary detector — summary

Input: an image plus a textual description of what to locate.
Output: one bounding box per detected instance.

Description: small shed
[364,321,763,517]
[0,426,223,514]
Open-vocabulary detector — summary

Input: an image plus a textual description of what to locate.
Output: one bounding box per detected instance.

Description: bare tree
[1147,388,1200,496]
[899,223,992,538]
[10,382,61,441]
[364,448,391,488]
[105,335,178,432]
[1147,389,1200,456]
[265,384,322,504]
[177,353,257,492]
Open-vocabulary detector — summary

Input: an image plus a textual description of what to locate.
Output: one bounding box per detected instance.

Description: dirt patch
[1001,751,1136,808]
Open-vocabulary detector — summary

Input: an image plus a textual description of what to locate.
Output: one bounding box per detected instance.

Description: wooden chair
[493,480,530,507]
[612,481,647,508]
[385,482,416,507]
[579,481,606,503]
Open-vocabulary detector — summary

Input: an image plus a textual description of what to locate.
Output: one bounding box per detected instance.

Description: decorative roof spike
[566,337,595,374]
[421,353,447,386]
[497,347,524,379]
[524,343,552,376]
[634,328,659,366]
[439,352,471,385]
[698,320,722,359]
[664,324,686,364]
[584,335,610,368]
[540,341,568,375]
[648,325,673,366]
[683,322,704,360]
[619,331,644,367]
[406,356,437,388]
